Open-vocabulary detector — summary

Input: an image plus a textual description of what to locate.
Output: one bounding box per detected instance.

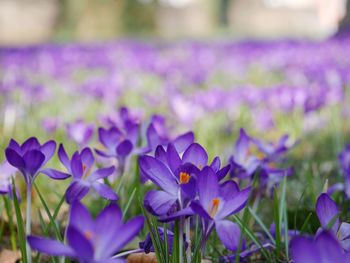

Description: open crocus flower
[190,167,251,251]
[316,193,350,250]
[28,202,144,263]
[291,230,350,263]
[5,137,69,185]
[229,129,261,179]
[140,142,209,219]
[66,119,94,147]
[56,144,118,204]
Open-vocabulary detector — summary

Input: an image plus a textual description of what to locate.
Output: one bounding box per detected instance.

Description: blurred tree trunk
[337,0,350,36]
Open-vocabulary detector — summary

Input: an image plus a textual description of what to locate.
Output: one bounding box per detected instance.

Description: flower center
[84,230,93,240]
[209,198,220,218]
[179,172,190,184]
[83,164,87,172]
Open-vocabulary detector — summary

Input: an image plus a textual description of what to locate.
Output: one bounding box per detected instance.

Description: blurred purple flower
[28,202,144,262]
[66,119,94,147]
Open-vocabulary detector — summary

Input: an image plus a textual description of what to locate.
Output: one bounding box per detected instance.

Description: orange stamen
[209,198,220,217]
[179,172,190,184]
[84,230,93,240]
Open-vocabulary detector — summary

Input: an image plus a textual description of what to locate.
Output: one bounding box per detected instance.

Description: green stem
[26,184,32,263]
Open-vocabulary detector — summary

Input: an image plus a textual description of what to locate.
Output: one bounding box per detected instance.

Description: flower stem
[185,218,191,263]
[26,184,32,263]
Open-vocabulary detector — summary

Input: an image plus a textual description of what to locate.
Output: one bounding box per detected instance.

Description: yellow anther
[179,172,190,184]
[209,198,220,217]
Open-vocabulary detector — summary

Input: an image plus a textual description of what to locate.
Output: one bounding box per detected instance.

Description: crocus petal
[182,143,208,168]
[216,187,251,220]
[94,204,123,259]
[339,222,350,251]
[155,145,167,163]
[172,131,194,153]
[71,152,83,178]
[139,156,178,195]
[65,181,90,204]
[80,148,95,172]
[217,164,231,181]
[66,226,94,261]
[5,148,24,170]
[167,143,181,174]
[104,216,144,256]
[40,140,56,165]
[8,139,21,153]
[147,124,164,150]
[92,182,118,201]
[116,140,133,158]
[190,201,212,220]
[316,231,344,262]
[21,137,40,152]
[69,202,94,232]
[88,166,115,182]
[98,127,121,150]
[95,148,114,158]
[28,236,75,257]
[215,220,241,251]
[291,236,319,263]
[220,180,240,201]
[235,129,250,162]
[58,144,71,172]
[316,193,339,234]
[210,156,221,172]
[198,166,219,209]
[41,168,71,180]
[23,150,45,177]
[144,190,178,216]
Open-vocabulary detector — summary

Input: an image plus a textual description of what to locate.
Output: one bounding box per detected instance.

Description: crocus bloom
[229,129,261,179]
[0,161,17,195]
[66,119,94,147]
[140,142,209,219]
[190,167,251,251]
[56,144,118,204]
[291,230,350,263]
[316,193,350,250]
[28,202,144,263]
[5,137,69,184]
[331,145,350,197]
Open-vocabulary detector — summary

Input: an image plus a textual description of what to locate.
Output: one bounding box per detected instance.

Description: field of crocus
[1,35,350,263]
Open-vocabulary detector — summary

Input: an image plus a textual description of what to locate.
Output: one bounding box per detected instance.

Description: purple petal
[215,220,241,251]
[92,182,118,201]
[172,131,194,153]
[220,180,240,201]
[216,187,251,220]
[94,204,124,258]
[339,222,350,250]
[235,129,250,162]
[21,137,40,152]
[147,124,164,150]
[28,236,75,257]
[198,166,219,209]
[5,148,24,170]
[210,156,221,172]
[116,140,133,158]
[98,127,121,150]
[159,206,195,222]
[71,152,83,178]
[41,168,71,180]
[58,144,71,172]
[291,236,319,263]
[8,139,21,153]
[40,140,56,165]
[190,201,212,220]
[217,164,231,181]
[66,226,94,261]
[139,156,178,195]
[65,181,90,204]
[88,166,115,182]
[155,145,167,163]
[69,202,94,232]
[94,148,114,158]
[103,216,144,256]
[23,150,45,177]
[166,143,181,174]
[316,193,339,234]
[80,148,95,172]
[316,231,344,262]
[144,190,178,216]
[182,143,208,168]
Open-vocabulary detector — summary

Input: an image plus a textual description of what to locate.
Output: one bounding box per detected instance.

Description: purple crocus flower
[139,142,209,219]
[28,202,144,262]
[316,193,350,250]
[56,144,118,204]
[229,129,261,179]
[291,230,350,263]
[66,119,94,147]
[0,161,18,198]
[139,227,174,254]
[331,145,350,198]
[5,137,69,184]
[190,167,251,251]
